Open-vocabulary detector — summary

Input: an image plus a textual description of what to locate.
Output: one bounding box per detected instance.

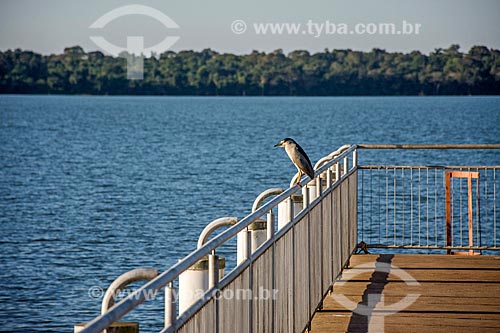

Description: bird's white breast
[284,143,302,170]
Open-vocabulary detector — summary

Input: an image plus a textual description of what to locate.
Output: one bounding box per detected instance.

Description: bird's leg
[295,170,303,186]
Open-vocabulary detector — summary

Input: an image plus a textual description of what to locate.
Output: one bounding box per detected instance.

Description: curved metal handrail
[101,268,159,315]
[197,217,238,249]
[252,188,284,212]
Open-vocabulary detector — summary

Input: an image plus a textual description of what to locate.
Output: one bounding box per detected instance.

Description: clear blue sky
[1,0,499,55]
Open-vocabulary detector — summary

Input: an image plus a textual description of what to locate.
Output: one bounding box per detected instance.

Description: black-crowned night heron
[274,138,315,186]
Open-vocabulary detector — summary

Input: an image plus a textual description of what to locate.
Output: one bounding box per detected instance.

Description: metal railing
[77,143,500,332]
[357,144,500,253]
[79,145,359,333]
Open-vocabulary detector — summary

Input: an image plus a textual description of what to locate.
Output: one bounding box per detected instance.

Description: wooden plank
[333,186,342,280]
[294,216,309,332]
[310,204,323,317]
[321,191,333,291]
[179,299,216,333]
[274,229,293,333]
[344,254,500,269]
[309,254,500,333]
[252,247,273,333]
[338,269,500,282]
[349,171,358,256]
[324,295,500,312]
[341,180,349,266]
[219,269,249,333]
[312,313,500,333]
[332,281,500,297]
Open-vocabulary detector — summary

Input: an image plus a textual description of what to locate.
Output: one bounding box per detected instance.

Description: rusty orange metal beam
[449,171,479,179]
[445,171,480,256]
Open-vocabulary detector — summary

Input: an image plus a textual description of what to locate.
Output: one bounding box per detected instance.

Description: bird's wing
[294,144,315,179]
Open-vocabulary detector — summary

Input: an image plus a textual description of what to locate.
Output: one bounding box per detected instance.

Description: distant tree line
[0,44,499,95]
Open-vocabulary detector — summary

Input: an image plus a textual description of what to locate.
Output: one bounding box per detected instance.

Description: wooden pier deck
[310,254,500,333]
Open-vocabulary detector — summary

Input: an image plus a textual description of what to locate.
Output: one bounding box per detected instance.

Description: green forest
[1,44,499,95]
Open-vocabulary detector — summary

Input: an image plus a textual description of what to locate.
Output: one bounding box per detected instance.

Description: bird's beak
[274,141,282,147]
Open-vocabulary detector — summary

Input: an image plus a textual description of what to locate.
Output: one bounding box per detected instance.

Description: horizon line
[2,44,499,57]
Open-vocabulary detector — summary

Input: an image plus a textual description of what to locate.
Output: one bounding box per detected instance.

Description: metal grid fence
[358,165,499,252]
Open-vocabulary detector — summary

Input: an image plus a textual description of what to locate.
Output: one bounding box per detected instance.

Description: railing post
[303,184,310,210]
[326,168,332,189]
[330,170,335,282]
[335,162,340,182]
[268,209,276,333]
[343,157,348,176]
[246,226,252,261]
[165,282,176,329]
[247,223,254,333]
[267,211,274,240]
[307,197,311,331]
[208,251,219,289]
[208,251,220,333]
[241,227,249,261]
[339,171,346,269]
[316,174,322,198]
[353,149,358,169]
[346,167,351,262]
[289,194,295,333]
